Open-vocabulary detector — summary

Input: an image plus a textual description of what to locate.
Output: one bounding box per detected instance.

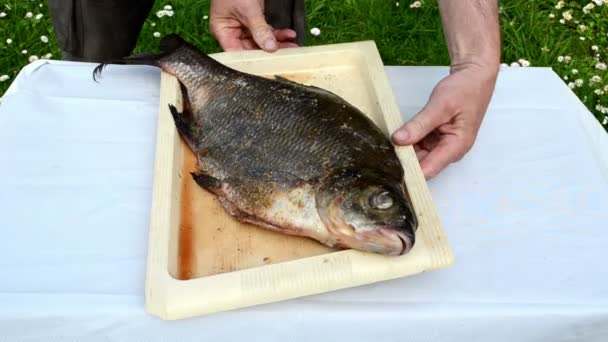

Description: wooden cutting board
[144,41,454,320]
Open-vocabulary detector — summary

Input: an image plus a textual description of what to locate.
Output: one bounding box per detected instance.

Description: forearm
[438,0,501,73]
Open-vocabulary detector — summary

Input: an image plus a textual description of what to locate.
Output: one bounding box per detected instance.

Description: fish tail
[91,34,190,82]
[92,53,164,82]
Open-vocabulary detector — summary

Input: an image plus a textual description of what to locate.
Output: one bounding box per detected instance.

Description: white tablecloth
[1,60,607,342]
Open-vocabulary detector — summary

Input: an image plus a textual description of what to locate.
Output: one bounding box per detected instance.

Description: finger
[419,137,469,179]
[217,36,244,51]
[244,15,278,52]
[418,130,441,152]
[278,42,300,48]
[241,38,258,50]
[415,148,429,161]
[273,29,297,42]
[212,27,245,51]
[392,97,448,146]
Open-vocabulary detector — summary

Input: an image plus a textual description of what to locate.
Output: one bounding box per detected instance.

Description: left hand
[209,0,299,52]
[391,64,498,179]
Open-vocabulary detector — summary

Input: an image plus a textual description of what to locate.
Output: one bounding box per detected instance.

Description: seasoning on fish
[93,34,418,256]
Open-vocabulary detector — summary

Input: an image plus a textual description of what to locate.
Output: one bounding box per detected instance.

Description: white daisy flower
[0,12,6,18]
[25,12,33,18]
[562,10,573,21]
[575,79,584,87]
[555,1,565,9]
[157,9,174,17]
[21,49,27,54]
[40,35,48,43]
[596,62,607,70]
[203,15,208,20]
[29,55,39,63]
[0,75,10,82]
[410,1,422,8]
[568,82,575,89]
[590,75,602,83]
[35,13,43,20]
[153,32,161,38]
[592,45,599,51]
[564,56,572,63]
[6,38,12,44]
[164,5,172,10]
[310,27,321,36]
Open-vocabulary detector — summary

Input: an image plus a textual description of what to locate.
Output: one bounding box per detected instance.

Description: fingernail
[393,130,409,143]
[264,39,277,50]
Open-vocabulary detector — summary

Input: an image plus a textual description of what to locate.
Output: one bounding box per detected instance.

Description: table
[1,60,607,342]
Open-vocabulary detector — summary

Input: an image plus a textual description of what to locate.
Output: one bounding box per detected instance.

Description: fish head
[316,169,417,256]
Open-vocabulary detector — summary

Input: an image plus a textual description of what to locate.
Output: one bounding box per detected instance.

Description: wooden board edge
[144,72,183,320]
[208,40,377,63]
[356,41,455,269]
[160,248,432,320]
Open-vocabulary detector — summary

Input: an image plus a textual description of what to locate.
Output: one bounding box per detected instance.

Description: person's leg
[264,0,306,46]
[48,0,79,60]
[48,0,155,62]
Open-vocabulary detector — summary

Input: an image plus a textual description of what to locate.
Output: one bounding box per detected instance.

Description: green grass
[1,0,607,128]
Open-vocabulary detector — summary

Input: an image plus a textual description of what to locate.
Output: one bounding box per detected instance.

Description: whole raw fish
[93,34,417,256]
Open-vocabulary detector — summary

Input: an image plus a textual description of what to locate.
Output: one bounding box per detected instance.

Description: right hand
[210,0,299,52]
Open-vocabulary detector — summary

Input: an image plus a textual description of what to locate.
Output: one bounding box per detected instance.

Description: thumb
[244,14,278,52]
[392,98,447,145]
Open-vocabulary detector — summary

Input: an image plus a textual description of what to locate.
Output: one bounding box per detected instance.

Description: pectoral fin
[169,80,197,149]
[191,172,223,195]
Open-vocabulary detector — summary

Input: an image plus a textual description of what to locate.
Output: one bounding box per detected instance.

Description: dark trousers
[48,0,306,63]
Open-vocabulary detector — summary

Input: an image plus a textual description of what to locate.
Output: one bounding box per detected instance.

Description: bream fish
[93,34,417,256]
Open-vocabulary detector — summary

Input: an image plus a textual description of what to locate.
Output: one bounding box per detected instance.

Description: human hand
[391,64,499,179]
[209,0,299,52]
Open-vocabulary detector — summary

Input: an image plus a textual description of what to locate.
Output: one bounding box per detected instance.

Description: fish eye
[369,190,394,210]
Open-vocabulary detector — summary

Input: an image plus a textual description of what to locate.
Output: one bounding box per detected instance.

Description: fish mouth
[391,229,414,256]
[375,228,414,256]
[328,224,414,256]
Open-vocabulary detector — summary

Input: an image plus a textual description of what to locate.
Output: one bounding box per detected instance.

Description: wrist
[449,54,500,77]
